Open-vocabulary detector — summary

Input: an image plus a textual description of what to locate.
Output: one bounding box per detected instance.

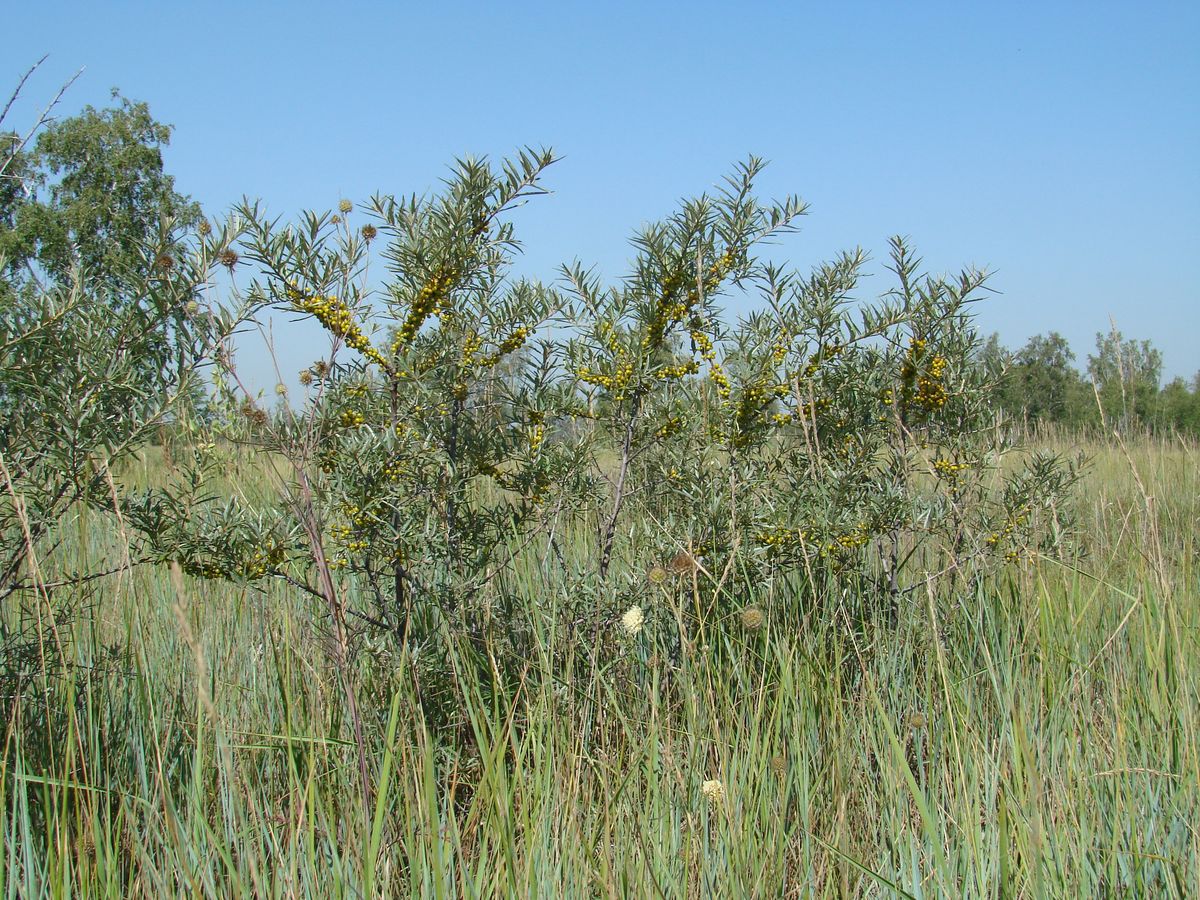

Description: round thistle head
[361,224,378,241]
[299,370,314,387]
[668,550,700,576]
[739,606,765,630]
[241,401,268,427]
[218,249,239,270]
[197,219,212,236]
[275,383,288,396]
[155,253,175,271]
[338,198,353,214]
[646,565,669,586]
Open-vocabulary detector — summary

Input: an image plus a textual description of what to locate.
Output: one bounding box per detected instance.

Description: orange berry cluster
[932,457,970,484]
[479,325,530,367]
[645,251,734,351]
[576,357,635,399]
[289,287,388,369]
[901,337,949,414]
[393,266,458,352]
[655,359,699,380]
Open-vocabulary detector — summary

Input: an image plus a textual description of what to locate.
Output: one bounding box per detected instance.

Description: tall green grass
[2,437,1196,897]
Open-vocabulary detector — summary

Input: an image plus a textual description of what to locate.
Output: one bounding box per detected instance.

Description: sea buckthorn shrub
[564,194,1080,640]
[0,220,245,587]
[563,159,808,586]
[0,214,248,710]
[182,153,1078,689]
[692,240,1082,621]
[206,152,593,654]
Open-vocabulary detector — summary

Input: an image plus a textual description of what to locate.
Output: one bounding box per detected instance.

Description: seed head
[155,253,175,271]
[739,606,765,630]
[299,370,314,386]
[646,565,669,586]
[668,550,700,576]
[338,198,353,214]
[197,219,212,236]
[218,249,239,270]
[241,400,268,427]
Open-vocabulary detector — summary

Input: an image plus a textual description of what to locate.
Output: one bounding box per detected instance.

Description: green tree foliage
[1005,332,1094,427]
[0,91,200,294]
[984,327,1199,437]
[1087,326,1163,431]
[0,85,244,706]
[1154,374,1200,435]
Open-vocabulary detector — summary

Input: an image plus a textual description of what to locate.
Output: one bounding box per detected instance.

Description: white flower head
[620,605,645,636]
[701,779,725,804]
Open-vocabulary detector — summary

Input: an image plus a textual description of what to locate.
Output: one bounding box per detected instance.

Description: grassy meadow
[2,435,1197,897]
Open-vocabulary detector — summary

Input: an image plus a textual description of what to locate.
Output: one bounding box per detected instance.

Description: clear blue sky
[6,1,1198,389]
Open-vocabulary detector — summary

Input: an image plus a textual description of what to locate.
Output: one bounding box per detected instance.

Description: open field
[4,6,1198,897]
[2,436,1197,897]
